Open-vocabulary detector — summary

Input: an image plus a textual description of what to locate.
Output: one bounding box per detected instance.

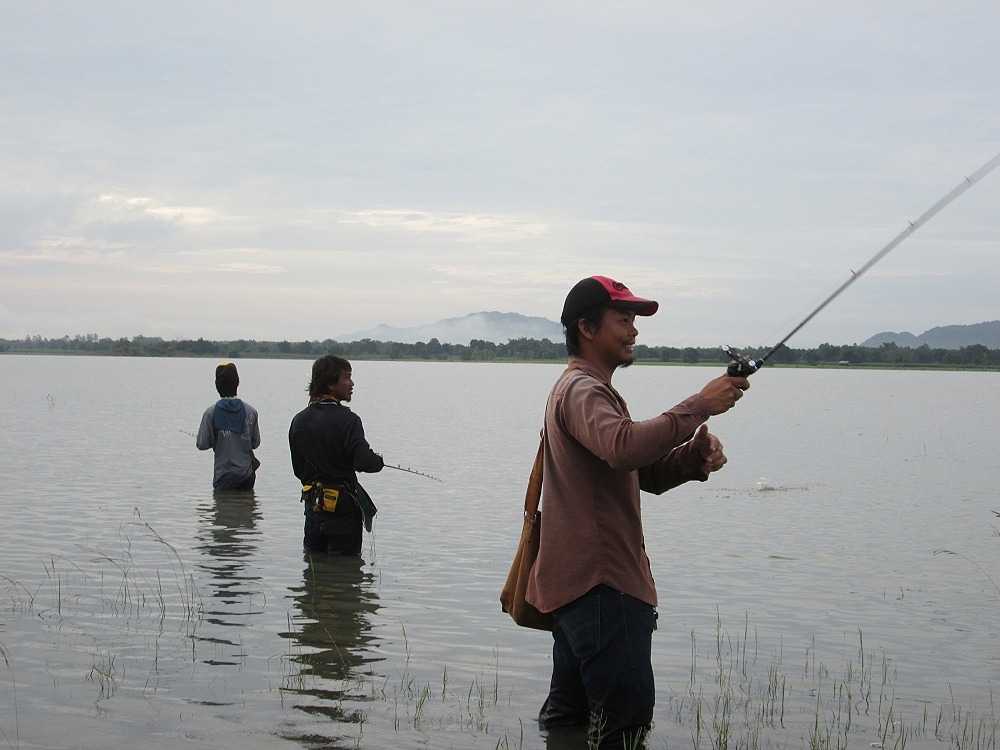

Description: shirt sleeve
[562,375,709,472]
[638,439,710,494]
[250,408,261,449]
[346,415,384,474]
[196,408,215,450]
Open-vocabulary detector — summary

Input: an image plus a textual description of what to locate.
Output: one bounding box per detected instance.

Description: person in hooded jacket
[197,362,261,491]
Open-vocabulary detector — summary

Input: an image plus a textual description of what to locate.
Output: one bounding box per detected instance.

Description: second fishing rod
[723,150,1000,378]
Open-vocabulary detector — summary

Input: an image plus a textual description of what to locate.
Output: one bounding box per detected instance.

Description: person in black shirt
[288,355,384,556]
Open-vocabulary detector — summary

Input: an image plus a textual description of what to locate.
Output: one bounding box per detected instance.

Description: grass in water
[3,523,997,749]
[0,640,19,750]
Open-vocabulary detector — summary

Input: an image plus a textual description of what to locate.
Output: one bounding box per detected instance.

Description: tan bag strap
[523,435,543,517]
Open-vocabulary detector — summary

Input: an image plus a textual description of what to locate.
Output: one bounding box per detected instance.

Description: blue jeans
[539,585,656,749]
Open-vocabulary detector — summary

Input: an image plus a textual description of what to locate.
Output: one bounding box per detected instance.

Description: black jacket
[288,401,383,486]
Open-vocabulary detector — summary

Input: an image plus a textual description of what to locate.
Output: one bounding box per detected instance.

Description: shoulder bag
[499,437,553,631]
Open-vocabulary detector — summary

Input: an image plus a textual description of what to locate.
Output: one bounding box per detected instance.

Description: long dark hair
[308,355,351,398]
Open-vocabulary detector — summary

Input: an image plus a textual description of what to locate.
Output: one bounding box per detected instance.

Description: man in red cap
[526,276,750,748]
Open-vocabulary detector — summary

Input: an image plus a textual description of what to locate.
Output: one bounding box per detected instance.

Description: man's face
[330,370,354,403]
[588,307,639,369]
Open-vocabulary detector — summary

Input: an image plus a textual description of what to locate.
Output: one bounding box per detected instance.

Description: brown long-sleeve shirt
[525,357,711,612]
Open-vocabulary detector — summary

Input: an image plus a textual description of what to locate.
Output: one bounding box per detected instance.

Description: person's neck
[310,394,340,405]
[575,350,617,383]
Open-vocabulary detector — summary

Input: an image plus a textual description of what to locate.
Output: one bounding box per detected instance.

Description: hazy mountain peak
[337,311,563,345]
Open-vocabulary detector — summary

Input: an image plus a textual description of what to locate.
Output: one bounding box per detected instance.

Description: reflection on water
[194,490,264,666]
[283,554,382,680]
[196,490,263,606]
[279,553,383,740]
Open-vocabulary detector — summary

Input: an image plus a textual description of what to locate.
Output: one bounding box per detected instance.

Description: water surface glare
[1,356,997,749]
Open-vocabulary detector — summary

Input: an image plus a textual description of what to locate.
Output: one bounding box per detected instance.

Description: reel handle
[723,347,761,377]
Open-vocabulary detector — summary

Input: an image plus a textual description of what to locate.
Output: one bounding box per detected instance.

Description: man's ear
[578,317,597,340]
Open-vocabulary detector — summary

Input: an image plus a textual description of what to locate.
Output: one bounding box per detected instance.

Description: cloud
[1,3,998,346]
[98,195,221,228]
[341,209,550,240]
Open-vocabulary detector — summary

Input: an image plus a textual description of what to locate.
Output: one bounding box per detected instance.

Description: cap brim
[612,299,658,316]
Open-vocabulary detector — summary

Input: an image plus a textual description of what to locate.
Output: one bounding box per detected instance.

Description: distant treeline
[3,333,1000,368]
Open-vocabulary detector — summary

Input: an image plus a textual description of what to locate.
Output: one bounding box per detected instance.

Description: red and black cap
[560,276,659,326]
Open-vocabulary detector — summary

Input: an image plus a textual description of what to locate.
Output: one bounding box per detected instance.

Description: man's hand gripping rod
[724,150,1000,378]
[724,347,764,378]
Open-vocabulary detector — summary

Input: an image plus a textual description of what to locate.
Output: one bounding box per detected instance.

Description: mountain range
[861,321,1000,349]
[339,312,1000,349]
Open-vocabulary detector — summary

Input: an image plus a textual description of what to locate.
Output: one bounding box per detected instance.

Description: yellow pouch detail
[320,487,340,512]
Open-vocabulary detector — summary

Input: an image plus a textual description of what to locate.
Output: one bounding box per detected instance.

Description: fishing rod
[383,464,443,482]
[724,150,1000,377]
[182,429,441,481]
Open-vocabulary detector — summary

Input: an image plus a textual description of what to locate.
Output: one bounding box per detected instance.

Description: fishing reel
[723,346,762,378]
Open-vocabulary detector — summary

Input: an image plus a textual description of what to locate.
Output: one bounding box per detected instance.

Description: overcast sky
[2,2,998,348]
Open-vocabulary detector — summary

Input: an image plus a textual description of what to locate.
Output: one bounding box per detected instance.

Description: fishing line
[725,150,1000,376]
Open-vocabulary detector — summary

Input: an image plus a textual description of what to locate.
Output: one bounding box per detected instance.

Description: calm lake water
[1,355,998,749]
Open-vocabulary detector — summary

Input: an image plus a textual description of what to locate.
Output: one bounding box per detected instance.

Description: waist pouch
[301,482,358,515]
